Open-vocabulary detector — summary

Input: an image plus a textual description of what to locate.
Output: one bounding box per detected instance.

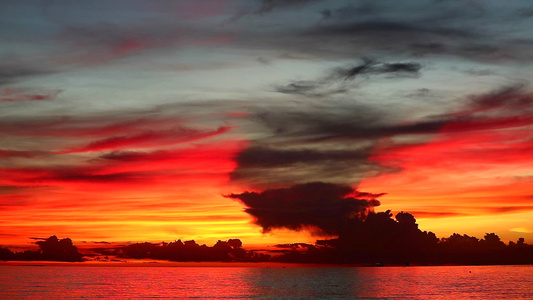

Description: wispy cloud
[275,59,422,97]
[58,126,232,153]
[0,62,55,87]
[0,88,62,102]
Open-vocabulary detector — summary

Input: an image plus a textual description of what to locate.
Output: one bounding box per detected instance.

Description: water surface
[0,265,531,299]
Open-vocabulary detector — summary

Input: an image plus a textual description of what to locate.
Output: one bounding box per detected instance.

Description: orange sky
[361,123,532,242]
[1,116,531,247]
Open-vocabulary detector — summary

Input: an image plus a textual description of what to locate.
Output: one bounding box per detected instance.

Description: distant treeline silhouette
[115,239,270,262]
[274,210,532,265]
[1,212,531,265]
[0,236,82,262]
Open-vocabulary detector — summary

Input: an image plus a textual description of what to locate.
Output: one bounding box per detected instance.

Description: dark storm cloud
[236,1,532,63]
[252,106,445,142]
[235,146,372,168]
[229,98,450,187]
[226,182,381,235]
[229,161,392,189]
[260,84,531,144]
[232,80,533,188]
[229,144,393,186]
[303,20,522,62]
[251,20,473,60]
[309,119,445,142]
[275,59,422,97]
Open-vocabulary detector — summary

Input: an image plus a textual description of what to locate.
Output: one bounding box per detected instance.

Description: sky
[0,0,532,248]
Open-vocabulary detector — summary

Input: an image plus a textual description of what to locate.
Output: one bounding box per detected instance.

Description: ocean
[0,264,531,299]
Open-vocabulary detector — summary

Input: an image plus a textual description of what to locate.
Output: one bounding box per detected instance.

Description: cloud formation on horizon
[226,182,382,236]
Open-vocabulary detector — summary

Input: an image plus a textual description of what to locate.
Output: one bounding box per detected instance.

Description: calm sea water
[0,265,531,299]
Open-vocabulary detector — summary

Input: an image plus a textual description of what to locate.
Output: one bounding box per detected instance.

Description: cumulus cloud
[226,182,382,235]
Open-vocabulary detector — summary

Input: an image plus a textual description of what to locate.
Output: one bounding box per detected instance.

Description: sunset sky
[1,0,531,248]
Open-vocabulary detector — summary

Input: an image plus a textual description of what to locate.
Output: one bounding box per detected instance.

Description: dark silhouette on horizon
[0,235,83,262]
[224,182,532,265]
[84,213,533,265]
[112,239,270,262]
[274,211,532,265]
[0,224,531,265]
[1,182,532,265]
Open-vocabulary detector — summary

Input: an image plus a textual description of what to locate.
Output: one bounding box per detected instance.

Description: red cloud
[0,139,244,189]
[371,86,532,169]
[96,142,244,175]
